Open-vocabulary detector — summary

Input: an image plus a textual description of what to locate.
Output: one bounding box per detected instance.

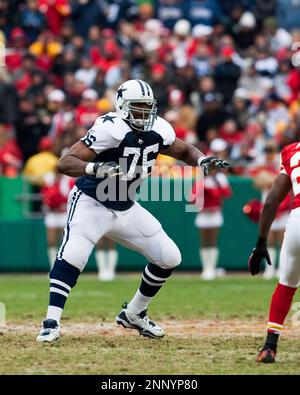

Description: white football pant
[57,187,181,271]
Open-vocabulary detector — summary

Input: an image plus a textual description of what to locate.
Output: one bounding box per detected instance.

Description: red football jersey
[280,142,300,209]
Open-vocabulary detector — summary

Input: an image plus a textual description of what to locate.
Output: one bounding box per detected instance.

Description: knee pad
[160,239,182,269]
[59,234,94,272]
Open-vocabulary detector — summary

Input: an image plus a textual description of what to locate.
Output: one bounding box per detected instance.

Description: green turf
[0,273,299,374]
[0,273,278,322]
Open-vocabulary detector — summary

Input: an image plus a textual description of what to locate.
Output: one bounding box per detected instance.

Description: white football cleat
[36,319,60,343]
[116,303,164,339]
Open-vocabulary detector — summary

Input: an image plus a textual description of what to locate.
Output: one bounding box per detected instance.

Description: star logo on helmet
[101,115,116,123]
[117,87,127,100]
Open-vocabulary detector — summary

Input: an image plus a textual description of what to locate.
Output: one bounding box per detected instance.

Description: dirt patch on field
[3,320,300,338]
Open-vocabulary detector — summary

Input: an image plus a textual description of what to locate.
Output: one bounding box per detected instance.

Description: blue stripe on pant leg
[57,191,81,259]
[57,190,77,259]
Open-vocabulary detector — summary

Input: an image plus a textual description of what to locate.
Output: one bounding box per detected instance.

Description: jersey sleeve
[155,117,176,148]
[80,117,118,154]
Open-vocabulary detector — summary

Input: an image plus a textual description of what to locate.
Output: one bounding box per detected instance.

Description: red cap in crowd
[220,46,235,58]
[38,137,53,152]
[151,64,166,75]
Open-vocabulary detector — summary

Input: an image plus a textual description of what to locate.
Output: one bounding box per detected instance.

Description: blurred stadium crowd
[0,0,300,180]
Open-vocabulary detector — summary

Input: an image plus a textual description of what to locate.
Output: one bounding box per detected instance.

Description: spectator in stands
[228,88,251,130]
[258,93,290,138]
[6,27,28,72]
[230,123,265,175]
[13,52,36,96]
[18,0,46,43]
[29,30,63,72]
[0,123,22,177]
[0,68,18,124]
[196,92,227,144]
[15,95,49,162]
[254,0,276,21]
[154,0,185,30]
[191,41,214,77]
[38,0,71,36]
[220,118,244,148]
[47,89,73,140]
[190,75,216,116]
[71,1,106,38]
[238,63,269,102]
[0,0,15,37]
[91,68,107,99]
[277,0,300,30]
[214,46,241,105]
[74,56,97,88]
[231,11,257,50]
[23,136,58,188]
[185,0,225,27]
[75,88,99,129]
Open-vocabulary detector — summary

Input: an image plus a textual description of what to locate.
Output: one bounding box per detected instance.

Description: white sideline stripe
[50,287,69,298]
[142,274,165,287]
[145,266,167,282]
[50,279,71,291]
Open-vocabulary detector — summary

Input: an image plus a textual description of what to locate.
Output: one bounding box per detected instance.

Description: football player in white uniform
[36,79,229,342]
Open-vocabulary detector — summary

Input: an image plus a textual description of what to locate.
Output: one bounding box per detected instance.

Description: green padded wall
[0,177,260,272]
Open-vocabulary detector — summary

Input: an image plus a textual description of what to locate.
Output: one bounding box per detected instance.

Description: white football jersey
[76,112,176,210]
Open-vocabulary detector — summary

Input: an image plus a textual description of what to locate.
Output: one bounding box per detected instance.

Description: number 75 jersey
[75,112,176,211]
[280,142,300,209]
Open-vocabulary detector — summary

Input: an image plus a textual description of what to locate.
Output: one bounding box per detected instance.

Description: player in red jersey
[251,141,293,279]
[248,141,300,363]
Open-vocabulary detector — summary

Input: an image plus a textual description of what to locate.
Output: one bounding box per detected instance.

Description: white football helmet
[115,79,157,132]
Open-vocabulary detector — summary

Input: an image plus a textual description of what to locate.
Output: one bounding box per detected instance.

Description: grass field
[0,273,300,375]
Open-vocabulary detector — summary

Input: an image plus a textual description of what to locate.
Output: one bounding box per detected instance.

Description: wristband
[197,156,206,166]
[85,162,95,175]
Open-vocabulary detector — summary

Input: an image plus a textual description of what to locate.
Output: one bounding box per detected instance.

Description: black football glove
[199,156,230,176]
[248,237,272,276]
[93,161,124,178]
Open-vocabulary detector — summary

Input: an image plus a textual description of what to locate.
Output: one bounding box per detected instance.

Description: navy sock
[49,258,80,309]
[139,263,174,297]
